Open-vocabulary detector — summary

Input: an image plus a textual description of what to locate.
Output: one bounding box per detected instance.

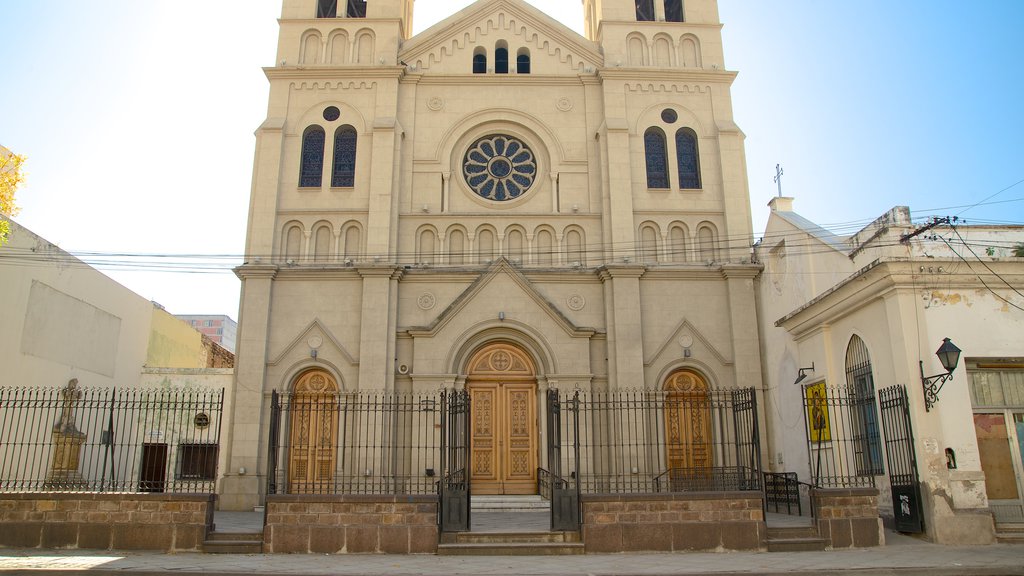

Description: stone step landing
[995,522,1024,544]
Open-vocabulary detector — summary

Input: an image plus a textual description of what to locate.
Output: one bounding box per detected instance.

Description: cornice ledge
[234,263,279,280]
[598,68,737,82]
[597,264,646,281]
[265,66,405,81]
[356,264,403,279]
[721,263,763,279]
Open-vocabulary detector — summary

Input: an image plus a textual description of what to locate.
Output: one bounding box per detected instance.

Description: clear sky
[2,1,1022,320]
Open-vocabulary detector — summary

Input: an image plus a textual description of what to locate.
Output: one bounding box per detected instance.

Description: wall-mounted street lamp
[794,363,815,385]
[921,338,962,412]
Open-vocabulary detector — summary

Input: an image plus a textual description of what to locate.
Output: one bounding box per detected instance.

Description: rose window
[463,135,537,201]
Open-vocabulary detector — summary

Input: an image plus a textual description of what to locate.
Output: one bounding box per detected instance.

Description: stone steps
[203,531,264,554]
[471,495,551,512]
[438,530,583,555]
[766,525,826,552]
[995,523,1024,544]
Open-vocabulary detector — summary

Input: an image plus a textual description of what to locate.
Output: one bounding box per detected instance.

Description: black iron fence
[267,390,443,495]
[0,383,224,493]
[551,388,762,494]
[802,382,881,488]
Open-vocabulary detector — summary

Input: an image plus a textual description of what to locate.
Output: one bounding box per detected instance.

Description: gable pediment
[406,258,596,338]
[400,0,603,74]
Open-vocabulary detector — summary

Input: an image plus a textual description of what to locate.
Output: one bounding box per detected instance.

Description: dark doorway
[139,443,168,493]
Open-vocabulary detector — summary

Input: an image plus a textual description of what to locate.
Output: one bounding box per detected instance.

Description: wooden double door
[467,344,538,495]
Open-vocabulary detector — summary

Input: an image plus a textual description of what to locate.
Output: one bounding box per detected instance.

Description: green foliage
[0,149,26,246]
[1014,243,1024,258]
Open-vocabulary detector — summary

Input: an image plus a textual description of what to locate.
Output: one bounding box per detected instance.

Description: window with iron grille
[176,443,218,480]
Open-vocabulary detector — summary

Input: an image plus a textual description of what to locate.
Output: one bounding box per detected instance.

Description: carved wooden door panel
[288,370,339,494]
[467,344,538,495]
[664,370,712,490]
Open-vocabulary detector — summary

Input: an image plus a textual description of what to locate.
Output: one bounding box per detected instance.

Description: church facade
[223,0,764,511]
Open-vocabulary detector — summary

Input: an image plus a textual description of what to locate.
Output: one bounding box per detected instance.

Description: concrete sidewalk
[2,538,1023,576]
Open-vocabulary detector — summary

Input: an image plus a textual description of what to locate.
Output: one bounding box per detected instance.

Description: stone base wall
[813,488,883,548]
[264,494,438,554]
[581,492,766,553]
[0,493,214,552]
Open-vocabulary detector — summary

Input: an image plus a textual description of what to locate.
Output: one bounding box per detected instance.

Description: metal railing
[802,383,881,488]
[0,384,224,493]
[763,472,814,517]
[267,390,443,495]
[552,387,762,494]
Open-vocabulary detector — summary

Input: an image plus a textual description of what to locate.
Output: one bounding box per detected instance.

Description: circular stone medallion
[417,292,437,310]
[567,294,586,311]
[427,97,445,111]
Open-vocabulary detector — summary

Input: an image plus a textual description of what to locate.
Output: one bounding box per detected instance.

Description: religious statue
[43,379,89,489]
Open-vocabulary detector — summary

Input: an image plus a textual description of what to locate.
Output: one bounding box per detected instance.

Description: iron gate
[439,389,470,532]
[879,385,924,533]
[546,389,581,531]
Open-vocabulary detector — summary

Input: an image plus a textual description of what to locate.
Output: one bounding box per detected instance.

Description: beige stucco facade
[756,197,1024,544]
[225,0,764,510]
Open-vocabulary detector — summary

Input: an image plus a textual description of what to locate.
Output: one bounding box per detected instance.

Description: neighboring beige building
[0,216,234,492]
[756,197,1024,544]
[225,0,764,510]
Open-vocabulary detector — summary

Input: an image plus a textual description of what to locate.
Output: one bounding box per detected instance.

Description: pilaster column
[222,264,278,510]
[599,265,646,390]
[357,266,402,391]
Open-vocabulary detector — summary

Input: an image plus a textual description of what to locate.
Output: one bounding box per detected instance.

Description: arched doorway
[287,369,339,494]
[466,342,538,495]
[664,369,712,490]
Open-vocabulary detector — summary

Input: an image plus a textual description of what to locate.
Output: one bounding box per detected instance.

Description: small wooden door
[139,443,168,493]
[288,370,339,494]
[467,344,538,495]
[664,370,712,489]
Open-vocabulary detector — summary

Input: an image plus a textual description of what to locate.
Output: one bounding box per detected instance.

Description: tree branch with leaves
[0,148,26,246]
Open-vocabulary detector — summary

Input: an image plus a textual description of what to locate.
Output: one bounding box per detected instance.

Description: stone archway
[287,369,339,494]
[466,342,538,495]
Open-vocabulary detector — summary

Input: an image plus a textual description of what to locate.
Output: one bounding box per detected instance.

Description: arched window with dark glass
[664,0,683,22]
[472,51,487,74]
[516,49,531,74]
[299,126,325,187]
[636,0,655,21]
[317,0,337,18]
[495,46,509,74]
[332,126,357,187]
[644,127,669,189]
[346,0,367,18]
[846,336,884,476]
[676,128,701,189]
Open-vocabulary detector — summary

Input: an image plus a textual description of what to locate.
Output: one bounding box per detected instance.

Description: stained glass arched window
[516,49,531,74]
[676,128,701,189]
[332,126,357,187]
[299,126,325,187]
[664,0,683,22]
[644,128,669,189]
[495,47,509,74]
[636,0,655,21]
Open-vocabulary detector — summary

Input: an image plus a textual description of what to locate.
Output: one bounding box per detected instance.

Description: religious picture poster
[806,382,831,443]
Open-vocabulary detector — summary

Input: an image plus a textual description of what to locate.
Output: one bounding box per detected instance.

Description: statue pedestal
[44,430,89,490]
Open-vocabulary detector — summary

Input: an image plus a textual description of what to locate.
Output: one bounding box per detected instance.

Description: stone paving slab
[2,542,1024,576]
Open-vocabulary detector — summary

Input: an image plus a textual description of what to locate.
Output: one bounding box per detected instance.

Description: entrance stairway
[437,495,584,555]
[995,522,1024,544]
[765,525,827,552]
[202,530,264,554]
